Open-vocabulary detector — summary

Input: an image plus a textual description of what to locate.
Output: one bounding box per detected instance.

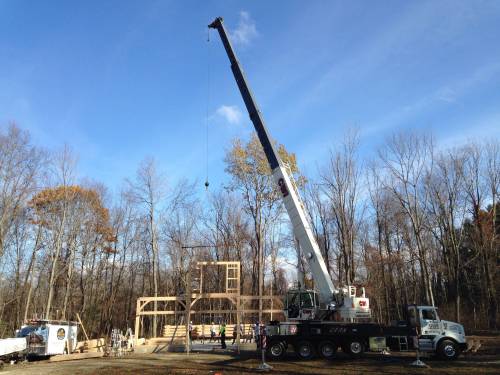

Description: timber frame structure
[134,261,283,345]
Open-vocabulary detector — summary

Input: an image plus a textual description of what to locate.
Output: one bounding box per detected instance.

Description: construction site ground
[2,335,499,375]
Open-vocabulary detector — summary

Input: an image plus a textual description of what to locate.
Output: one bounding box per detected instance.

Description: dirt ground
[1,350,500,375]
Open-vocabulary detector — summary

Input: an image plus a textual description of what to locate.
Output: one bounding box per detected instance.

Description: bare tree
[224,134,299,321]
[0,124,44,260]
[320,131,363,285]
[43,146,76,319]
[378,132,435,306]
[126,157,165,336]
[426,148,468,321]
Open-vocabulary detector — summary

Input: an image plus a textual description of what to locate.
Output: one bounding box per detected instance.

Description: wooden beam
[76,313,89,341]
[196,261,240,266]
[137,293,241,303]
[239,295,284,301]
[138,309,283,316]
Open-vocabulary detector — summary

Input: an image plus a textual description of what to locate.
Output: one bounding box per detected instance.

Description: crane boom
[208,17,337,305]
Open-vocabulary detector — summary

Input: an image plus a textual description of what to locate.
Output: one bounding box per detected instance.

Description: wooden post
[185,267,192,355]
[236,299,241,354]
[270,284,273,321]
[225,264,229,293]
[200,264,203,293]
[236,263,241,353]
[135,299,141,346]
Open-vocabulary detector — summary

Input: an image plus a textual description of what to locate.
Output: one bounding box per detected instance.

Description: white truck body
[18,320,78,356]
[0,338,27,357]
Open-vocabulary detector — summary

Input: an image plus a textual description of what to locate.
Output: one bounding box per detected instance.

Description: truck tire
[318,340,337,360]
[437,339,459,360]
[266,340,286,360]
[343,338,365,358]
[295,340,316,360]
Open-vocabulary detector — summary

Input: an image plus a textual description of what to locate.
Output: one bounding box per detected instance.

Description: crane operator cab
[284,286,371,321]
[284,289,319,320]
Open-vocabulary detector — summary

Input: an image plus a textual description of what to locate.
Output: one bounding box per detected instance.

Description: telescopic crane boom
[209,17,370,320]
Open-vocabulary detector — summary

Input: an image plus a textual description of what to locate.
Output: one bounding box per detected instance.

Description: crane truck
[208,16,467,361]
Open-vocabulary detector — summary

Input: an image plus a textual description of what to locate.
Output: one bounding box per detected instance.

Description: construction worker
[188,321,193,343]
[220,323,226,349]
[232,323,242,345]
[210,322,216,342]
[254,321,260,348]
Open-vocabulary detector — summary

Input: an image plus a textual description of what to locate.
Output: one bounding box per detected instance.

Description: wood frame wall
[134,261,283,348]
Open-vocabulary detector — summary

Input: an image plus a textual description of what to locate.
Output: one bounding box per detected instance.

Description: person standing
[231,323,238,345]
[209,322,216,343]
[254,321,260,348]
[232,323,243,345]
[188,321,194,346]
[220,323,226,349]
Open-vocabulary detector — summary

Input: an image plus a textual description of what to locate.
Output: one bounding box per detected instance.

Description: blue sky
[1,0,499,197]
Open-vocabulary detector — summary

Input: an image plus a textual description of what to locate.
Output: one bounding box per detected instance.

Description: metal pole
[410,331,428,368]
[256,326,272,371]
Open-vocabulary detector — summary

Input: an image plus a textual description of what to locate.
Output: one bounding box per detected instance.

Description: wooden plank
[76,313,89,341]
[49,352,104,362]
[240,295,284,301]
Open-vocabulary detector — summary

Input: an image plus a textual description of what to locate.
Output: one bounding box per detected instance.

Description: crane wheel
[266,340,286,360]
[295,340,316,360]
[342,338,365,358]
[318,340,337,359]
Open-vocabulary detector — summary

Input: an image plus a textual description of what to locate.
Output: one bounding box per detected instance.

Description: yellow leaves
[225,134,304,187]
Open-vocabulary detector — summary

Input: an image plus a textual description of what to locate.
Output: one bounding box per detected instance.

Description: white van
[17,320,78,356]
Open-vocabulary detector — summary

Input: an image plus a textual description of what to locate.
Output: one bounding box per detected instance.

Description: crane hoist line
[208,17,467,362]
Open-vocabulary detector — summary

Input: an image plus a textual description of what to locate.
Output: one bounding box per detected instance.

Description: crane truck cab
[406,305,466,359]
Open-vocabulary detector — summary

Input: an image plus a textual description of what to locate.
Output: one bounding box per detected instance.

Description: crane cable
[204,27,211,190]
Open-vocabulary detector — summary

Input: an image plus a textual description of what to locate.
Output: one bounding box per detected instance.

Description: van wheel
[295,340,316,360]
[438,339,459,360]
[318,340,337,359]
[266,340,286,360]
[343,338,364,358]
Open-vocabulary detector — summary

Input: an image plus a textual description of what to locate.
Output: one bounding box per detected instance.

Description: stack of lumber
[162,325,188,339]
[162,324,254,340]
[74,338,106,353]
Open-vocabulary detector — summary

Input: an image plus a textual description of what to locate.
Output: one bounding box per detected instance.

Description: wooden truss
[134,261,283,346]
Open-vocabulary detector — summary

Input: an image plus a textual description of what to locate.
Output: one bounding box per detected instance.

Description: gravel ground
[1,350,499,375]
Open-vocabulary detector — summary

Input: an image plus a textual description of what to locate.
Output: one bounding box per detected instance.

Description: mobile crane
[209,16,467,360]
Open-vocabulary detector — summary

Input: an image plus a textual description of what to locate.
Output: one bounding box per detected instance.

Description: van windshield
[16,326,36,337]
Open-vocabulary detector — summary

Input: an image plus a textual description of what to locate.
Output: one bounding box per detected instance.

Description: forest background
[0,123,498,338]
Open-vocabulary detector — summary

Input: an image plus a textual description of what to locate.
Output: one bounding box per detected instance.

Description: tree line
[0,123,498,339]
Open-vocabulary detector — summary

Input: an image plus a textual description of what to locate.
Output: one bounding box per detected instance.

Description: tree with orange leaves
[29,185,114,319]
